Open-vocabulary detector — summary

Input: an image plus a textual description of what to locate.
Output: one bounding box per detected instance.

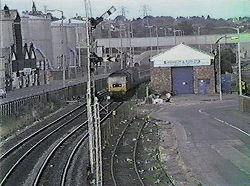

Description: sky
[1,0,249,19]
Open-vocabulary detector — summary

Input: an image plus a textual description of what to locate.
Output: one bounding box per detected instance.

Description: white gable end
[11,52,16,61]
[31,51,35,59]
[25,52,29,59]
[151,44,214,67]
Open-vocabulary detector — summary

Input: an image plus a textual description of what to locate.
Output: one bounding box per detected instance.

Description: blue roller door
[172,67,194,94]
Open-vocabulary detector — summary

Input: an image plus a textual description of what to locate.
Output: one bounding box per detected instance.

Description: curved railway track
[0,104,87,185]
[110,118,148,186]
[0,91,121,186]
[133,121,148,186]
[34,101,122,186]
[60,102,123,186]
[0,103,85,161]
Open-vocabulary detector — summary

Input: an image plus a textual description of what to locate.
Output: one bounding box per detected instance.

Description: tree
[203,22,215,34]
[220,48,236,74]
[177,21,194,35]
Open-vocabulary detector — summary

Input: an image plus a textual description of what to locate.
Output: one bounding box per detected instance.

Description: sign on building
[154,59,211,67]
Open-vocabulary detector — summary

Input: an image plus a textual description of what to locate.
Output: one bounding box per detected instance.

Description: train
[107,65,150,98]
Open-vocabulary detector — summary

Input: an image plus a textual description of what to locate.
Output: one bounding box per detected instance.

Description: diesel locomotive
[107,66,150,98]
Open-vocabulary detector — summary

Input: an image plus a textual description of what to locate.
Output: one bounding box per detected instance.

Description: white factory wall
[51,26,66,69]
[65,26,76,67]
[0,18,14,49]
[51,23,87,69]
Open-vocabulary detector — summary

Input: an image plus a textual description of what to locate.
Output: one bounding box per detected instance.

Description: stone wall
[193,65,215,94]
[151,67,172,93]
[239,95,250,113]
[151,65,216,94]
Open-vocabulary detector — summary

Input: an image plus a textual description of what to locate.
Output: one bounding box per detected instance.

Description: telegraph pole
[84,1,116,184]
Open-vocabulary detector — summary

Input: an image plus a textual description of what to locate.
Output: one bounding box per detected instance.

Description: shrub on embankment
[0,98,64,141]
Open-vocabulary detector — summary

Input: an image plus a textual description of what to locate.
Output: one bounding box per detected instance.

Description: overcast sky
[1,0,249,19]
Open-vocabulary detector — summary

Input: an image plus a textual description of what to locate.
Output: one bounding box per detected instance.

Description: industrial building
[51,18,87,70]
[21,6,54,69]
[151,44,215,95]
[0,3,89,91]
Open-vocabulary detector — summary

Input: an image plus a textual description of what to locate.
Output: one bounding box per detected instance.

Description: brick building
[151,44,215,95]
[0,5,41,90]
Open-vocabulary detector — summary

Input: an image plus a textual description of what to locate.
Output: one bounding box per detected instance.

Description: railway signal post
[84,2,116,185]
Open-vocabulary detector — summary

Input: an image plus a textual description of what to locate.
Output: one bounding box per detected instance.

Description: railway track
[0,103,87,185]
[110,118,148,186]
[0,103,85,161]
[0,91,121,185]
[34,101,122,186]
[108,117,175,186]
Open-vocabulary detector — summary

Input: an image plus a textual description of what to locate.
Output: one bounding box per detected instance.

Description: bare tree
[119,6,128,17]
[140,4,151,18]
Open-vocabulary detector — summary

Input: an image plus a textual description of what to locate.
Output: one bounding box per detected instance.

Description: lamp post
[215,26,243,95]
[173,29,184,45]
[145,25,153,57]
[198,26,201,50]
[215,35,230,100]
[109,24,126,69]
[218,43,222,101]
[47,9,66,87]
[151,26,159,54]
[158,27,167,37]
[146,25,159,54]
[128,23,134,66]
[119,25,123,69]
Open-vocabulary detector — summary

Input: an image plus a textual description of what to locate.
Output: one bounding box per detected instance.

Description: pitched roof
[151,43,214,62]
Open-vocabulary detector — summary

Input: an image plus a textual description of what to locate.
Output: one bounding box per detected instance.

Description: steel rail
[0,109,87,186]
[133,121,148,186]
[34,101,122,186]
[33,121,89,186]
[60,133,88,186]
[110,118,137,186]
[60,101,122,186]
[0,91,108,161]
[0,103,85,161]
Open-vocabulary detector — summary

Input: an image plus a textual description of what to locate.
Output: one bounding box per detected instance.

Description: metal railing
[0,78,107,117]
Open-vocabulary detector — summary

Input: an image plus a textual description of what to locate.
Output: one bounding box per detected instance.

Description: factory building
[21,10,53,69]
[51,18,87,71]
[151,44,215,95]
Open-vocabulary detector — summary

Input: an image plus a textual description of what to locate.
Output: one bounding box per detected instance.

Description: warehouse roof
[151,44,214,67]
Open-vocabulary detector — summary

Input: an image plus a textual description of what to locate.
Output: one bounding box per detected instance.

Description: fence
[0,78,107,117]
